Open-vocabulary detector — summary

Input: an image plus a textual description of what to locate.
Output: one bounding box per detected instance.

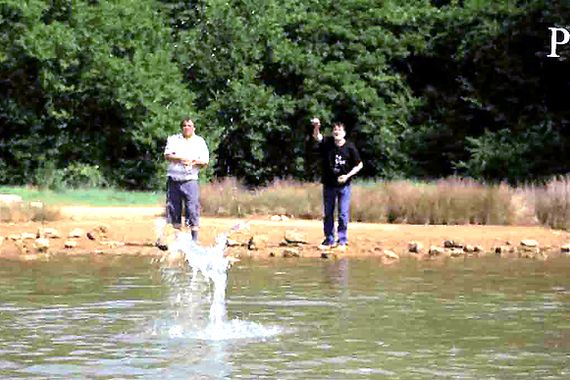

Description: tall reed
[7,176,570,230]
[0,202,60,223]
[352,178,514,225]
[200,177,516,225]
[532,175,570,230]
[200,178,322,218]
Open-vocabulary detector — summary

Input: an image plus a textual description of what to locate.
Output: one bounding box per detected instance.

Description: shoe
[155,239,168,251]
[318,240,337,250]
[335,244,347,253]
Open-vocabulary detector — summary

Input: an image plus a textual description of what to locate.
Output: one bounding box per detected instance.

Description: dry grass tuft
[352,178,514,225]
[0,202,61,223]
[530,175,570,230]
[200,177,517,225]
[200,178,321,218]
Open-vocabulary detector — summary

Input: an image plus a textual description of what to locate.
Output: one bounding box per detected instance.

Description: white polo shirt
[164,133,209,181]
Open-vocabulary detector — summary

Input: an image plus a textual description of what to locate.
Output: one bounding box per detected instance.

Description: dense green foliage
[0,0,196,189]
[405,0,570,183]
[1,0,568,189]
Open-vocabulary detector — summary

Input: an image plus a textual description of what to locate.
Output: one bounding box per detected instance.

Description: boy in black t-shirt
[312,118,363,251]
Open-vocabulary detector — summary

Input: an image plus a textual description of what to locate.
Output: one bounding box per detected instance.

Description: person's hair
[180,118,194,127]
[332,122,345,131]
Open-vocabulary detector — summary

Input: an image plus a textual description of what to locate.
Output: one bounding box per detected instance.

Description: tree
[403,0,570,183]
[0,0,196,189]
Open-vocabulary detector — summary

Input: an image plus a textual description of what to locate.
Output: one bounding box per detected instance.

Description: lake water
[0,255,568,379]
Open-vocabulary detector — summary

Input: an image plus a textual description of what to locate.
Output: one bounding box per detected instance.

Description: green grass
[0,186,163,206]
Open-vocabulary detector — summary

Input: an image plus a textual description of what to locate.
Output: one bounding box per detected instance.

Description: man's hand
[165,153,192,166]
[190,159,208,168]
[338,162,363,184]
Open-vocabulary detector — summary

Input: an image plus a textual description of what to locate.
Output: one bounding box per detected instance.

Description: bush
[33,161,67,191]
[33,162,107,190]
[199,177,516,225]
[0,201,60,223]
[200,178,322,218]
[533,176,570,230]
[352,178,514,225]
[64,163,108,188]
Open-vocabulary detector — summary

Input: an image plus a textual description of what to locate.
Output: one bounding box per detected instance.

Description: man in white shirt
[163,118,209,242]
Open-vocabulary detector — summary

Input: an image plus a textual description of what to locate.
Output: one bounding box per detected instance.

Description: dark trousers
[166,178,200,229]
[323,183,352,245]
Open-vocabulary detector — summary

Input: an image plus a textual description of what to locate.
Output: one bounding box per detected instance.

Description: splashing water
[153,217,167,240]
[157,226,281,341]
[168,233,230,327]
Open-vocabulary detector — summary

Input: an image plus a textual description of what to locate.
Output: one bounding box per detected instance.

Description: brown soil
[1,206,570,261]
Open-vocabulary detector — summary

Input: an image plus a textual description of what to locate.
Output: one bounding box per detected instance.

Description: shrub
[199,177,517,225]
[0,202,60,223]
[33,161,67,191]
[63,163,108,188]
[533,176,570,230]
[33,162,107,190]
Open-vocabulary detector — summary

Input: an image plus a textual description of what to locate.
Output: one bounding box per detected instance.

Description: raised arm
[311,117,323,142]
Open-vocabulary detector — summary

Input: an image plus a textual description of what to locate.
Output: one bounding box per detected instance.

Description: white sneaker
[335,244,347,253]
[318,240,337,250]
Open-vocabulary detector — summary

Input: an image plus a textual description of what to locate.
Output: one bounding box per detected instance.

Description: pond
[0,254,568,379]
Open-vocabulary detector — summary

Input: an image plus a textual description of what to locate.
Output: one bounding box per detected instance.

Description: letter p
[548,27,570,58]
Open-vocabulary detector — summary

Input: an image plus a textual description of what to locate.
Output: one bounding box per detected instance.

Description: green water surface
[0,255,568,379]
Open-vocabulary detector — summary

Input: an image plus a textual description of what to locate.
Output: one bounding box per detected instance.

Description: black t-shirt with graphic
[318,136,362,186]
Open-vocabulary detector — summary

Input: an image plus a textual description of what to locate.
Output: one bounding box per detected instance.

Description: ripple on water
[230,299,337,307]
[0,360,19,370]
[338,367,397,376]
[164,319,282,341]
[2,251,570,379]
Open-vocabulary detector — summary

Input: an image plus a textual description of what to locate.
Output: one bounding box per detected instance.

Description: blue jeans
[323,184,352,245]
[166,178,200,229]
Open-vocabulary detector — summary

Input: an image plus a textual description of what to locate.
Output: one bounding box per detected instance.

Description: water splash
[168,233,230,327]
[159,228,281,341]
[153,218,167,239]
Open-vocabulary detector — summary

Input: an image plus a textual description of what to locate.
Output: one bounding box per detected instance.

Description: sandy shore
[1,206,570,260]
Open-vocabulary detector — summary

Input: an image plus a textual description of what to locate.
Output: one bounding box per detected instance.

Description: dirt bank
[1,206,570,260]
